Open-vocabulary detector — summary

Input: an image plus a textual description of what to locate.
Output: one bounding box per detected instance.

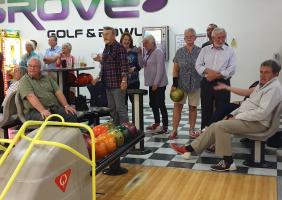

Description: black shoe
[210,160,237,172]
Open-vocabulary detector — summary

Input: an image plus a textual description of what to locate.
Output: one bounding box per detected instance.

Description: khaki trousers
[191,119,268,156]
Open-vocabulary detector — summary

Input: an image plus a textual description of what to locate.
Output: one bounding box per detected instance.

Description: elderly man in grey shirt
[171,60,282,172]
[195,27,236,132]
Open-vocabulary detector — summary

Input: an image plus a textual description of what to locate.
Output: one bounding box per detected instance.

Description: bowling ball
[121,129,131,144]
[116,125,131,143]
[98,133,117,154]
[83,134,92,157]
[109,129,124,147]
[170,88,184,102]
[102,121,115,131]
[77,73,93,85]
[95,138,108,160]
[122,122,138,139]
[92,125,108,137]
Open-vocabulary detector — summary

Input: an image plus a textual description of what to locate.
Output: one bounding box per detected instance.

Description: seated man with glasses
[19,57,77,122]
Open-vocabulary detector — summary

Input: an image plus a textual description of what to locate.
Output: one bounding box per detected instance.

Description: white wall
[1,0,282,105]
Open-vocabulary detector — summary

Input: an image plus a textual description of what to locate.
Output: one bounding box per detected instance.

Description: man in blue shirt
[43,36,61,69]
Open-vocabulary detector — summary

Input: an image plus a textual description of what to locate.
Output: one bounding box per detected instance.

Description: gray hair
[261,60,281,74]
[184,28,196,36]
[211,27,226,37]
[103,26,116,35]
[25,40,35,50]
[143,35,156,46]
[27,57,42,68]
[62,42,72,51]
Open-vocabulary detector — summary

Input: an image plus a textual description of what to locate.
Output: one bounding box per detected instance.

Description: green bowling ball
[170,88,184,102]
[109,129,124,147]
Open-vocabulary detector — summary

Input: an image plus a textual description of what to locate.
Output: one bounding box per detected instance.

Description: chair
[0,91,21,140]
[242,102,282,168]
[15,92,26,123]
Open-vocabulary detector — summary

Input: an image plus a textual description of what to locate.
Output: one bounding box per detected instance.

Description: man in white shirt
[171,60,282,172]
[195,28,236,131]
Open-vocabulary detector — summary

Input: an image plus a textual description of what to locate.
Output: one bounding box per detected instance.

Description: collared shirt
[195,44,236,79]
[174,46,202,93]
[100,40,128,89]
[231,77,282,127]
[44,45,61,69]
[143,48,168,87]
[19,74,60,114]
[19,51,40,68]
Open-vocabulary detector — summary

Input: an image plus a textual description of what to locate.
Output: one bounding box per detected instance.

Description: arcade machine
[0,29,22,95]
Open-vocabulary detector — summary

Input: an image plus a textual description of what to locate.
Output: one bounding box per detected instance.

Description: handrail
[0,114,96,200]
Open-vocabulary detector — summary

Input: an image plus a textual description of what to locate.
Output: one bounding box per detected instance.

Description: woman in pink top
[56,43,75,68]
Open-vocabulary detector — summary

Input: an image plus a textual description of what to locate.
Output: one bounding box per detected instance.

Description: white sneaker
[181,152,192,160]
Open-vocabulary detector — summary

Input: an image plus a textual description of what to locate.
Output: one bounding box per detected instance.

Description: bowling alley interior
[0,0,282,200]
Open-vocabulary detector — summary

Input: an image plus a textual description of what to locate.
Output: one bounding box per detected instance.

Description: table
[43,67,95,102]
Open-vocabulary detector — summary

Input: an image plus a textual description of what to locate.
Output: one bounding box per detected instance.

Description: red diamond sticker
[55,169,72,192]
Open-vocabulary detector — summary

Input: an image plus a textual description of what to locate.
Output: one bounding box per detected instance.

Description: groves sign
[0,0,168,30]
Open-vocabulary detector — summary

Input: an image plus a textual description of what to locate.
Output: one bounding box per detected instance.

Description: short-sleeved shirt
[19,74,60,114]
[173,46,202,93]
[44,45,61,69]
[100,40,128,89]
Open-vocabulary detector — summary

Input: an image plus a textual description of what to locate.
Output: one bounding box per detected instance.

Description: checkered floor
[101,106,282,177]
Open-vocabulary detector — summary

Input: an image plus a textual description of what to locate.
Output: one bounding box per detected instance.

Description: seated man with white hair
[19,57,77,122]
[19,40,40,68]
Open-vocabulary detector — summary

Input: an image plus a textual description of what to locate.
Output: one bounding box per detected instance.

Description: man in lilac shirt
[143,35,168,134]
[195,28,236,132]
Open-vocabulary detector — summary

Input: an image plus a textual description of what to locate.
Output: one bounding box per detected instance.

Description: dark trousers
[209,103,240,124]
[200,78,230,129]
[126,81,140,105]
[149,86,168,127]
[25,105,77,122]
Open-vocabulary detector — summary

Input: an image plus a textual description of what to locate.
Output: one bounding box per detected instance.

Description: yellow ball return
[0,114,96,200]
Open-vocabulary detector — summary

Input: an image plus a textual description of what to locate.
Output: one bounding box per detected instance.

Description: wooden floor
[96,164,277,200]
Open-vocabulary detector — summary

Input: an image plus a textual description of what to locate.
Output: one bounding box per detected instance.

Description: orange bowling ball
[92,125,108,138]
[98,134,117,154]
[95,138,108,160]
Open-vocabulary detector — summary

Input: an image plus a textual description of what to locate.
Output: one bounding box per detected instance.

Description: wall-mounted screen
[142,26,169,61]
